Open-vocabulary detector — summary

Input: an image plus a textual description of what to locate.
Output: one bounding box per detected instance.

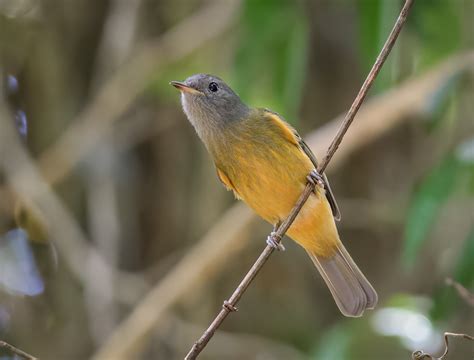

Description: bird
[171,74,377,317]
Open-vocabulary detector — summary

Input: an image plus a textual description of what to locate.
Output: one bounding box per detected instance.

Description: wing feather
[263,109,341,220]
[298,139,341,221]
[216,166,241,199]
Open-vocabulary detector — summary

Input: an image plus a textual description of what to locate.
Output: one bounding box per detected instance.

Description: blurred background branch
[0,100,149,304]
[37,0,240,186]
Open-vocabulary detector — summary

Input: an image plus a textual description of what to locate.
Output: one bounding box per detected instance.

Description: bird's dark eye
[208,82,218,92]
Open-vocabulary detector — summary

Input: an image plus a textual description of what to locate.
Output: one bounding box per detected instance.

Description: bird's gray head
[170,74,249,141]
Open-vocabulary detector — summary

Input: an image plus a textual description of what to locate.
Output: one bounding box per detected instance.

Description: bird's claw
[307,169,325,189]
[266,232,285,251]
[223,300,238,312]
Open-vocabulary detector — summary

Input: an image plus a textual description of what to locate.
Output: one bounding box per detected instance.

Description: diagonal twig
[0,341,37,360]
[185,0,415,358]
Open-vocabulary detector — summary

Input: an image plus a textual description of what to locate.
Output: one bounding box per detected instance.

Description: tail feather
[306,244,377,317]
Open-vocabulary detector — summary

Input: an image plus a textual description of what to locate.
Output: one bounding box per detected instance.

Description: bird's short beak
[170,81,203,95]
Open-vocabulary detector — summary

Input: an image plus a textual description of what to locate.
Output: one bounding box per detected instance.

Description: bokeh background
[1,0,473,359]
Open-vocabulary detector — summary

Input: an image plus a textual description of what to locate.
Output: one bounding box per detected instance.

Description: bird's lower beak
[170,81,203,95]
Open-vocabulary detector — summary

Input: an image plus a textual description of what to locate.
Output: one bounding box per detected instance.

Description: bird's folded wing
[263,108,341,221]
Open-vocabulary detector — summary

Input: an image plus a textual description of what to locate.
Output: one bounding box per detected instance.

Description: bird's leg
[307,169,325,190]
[266,222,285,251]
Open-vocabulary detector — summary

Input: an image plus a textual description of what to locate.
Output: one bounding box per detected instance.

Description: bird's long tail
[306,243,378,317]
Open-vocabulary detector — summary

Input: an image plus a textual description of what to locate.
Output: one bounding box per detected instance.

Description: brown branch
[162,314,309,360]
[184,0,415,358]
[412,332,474,360]
[184,185,315,359]
[92,50,474,360]
[0,341,37,360]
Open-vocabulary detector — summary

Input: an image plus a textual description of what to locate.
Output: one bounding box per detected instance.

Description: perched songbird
[171,74,377,317]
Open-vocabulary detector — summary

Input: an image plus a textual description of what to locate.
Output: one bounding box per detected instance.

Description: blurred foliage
[393,0,474,331]
[403,155,460,269]
[0,0,473,359]
[422,72,462,132]
[357,0,401,91]
[311,323,352,359]
[409,0,461,68]
[232,0,309,122]
[358,0,463,92]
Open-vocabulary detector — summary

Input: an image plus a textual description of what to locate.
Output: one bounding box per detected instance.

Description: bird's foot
[266,232,285,251]
[223,300,238,312]
[307,169,325,189]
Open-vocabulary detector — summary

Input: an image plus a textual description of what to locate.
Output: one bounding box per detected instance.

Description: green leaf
[410,0,461,68]
[402,157,460,269]
[356,0,381,70]
[232,0,309,123]
[356,0,400,92]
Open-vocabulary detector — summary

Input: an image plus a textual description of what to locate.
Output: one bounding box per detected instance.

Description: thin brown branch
[185,185,315,359]
[412,332,474,360]
[162,314,309,360]
[92,50,474,360]
[0,341,37,360]
[185,0,415,358]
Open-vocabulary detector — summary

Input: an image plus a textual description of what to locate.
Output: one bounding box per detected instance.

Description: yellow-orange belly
[221,139,340,258]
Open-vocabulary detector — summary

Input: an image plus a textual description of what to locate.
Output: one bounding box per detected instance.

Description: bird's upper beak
[170,81,203,95]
